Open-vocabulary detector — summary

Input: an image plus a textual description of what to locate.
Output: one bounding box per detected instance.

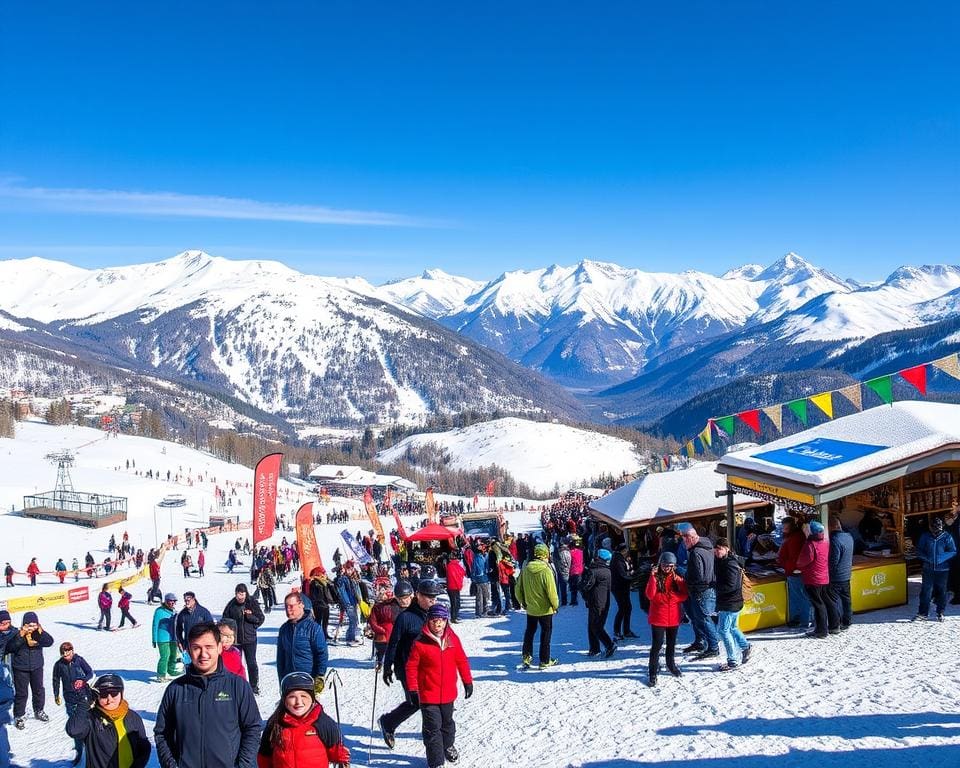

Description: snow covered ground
[3,424,960,767]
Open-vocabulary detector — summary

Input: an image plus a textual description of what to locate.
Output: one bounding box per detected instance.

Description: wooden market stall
[716,401,960,616]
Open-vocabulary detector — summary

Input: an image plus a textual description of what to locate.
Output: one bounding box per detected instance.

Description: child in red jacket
[258,671,350,768]
[645,551,688,688]
[404,603,473,768]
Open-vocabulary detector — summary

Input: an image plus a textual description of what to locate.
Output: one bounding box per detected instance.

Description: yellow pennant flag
[810,391,834,419]
[685,441,695,458]
[837,384,862,411]
[932,353,960,381]
[700,424,712,447]
[762,404,783,433]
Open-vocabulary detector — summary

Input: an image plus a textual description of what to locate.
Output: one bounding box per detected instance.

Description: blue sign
[753,438,886,472]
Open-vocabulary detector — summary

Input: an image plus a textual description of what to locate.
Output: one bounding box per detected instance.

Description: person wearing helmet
[258,671,350,767]
[66,674,151,768]
[369,581,411,668]
[645,551,688,687]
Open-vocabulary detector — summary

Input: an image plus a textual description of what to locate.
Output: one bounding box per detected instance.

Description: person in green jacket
[515,543,559,670]
[151,594,179,682]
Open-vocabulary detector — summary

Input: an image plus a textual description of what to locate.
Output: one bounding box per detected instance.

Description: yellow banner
[727,476,816,505]
[738,578,788,632]
[851,561,907,612]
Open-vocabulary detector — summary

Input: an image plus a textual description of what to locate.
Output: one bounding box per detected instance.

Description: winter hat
[0,610,11,623]
[809,521,825,535]
[235,583,249,594]
[675,522,693,534]
[22,611,38,625]
[417,579,443,597]
[92,674,124,695]
[163,593,177,603]
[597,549,612,563]
[534,543,550,560]
[658,551,677,566]
[394,580,414,597]
[426,603,449,621]
[601,537,612,550]
[281,671,316,700]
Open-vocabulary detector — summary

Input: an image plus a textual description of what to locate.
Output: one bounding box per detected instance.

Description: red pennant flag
[296,502,323,577]
[363,488,386,543]
[485,479,496,496]
[392,508,410,542]
[737,409,761,434]
[899,364,927,396]
[252,452,283,547]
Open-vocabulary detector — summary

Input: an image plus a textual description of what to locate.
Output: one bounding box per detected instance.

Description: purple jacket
[795,534,830,586]
[98,591,113,610]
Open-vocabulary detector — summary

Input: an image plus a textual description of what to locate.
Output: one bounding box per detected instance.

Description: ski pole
[324,669,344,744]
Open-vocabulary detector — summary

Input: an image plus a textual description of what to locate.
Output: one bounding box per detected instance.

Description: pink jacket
[795,534,830,586]
[569,548,585,576]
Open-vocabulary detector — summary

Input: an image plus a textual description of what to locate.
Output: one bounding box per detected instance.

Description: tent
[402,523,463,542]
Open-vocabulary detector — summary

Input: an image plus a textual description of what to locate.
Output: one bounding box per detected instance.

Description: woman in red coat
[645,551,689,688]
[368,582,409,668]
[258,672,350,768]
[404,603,473,768]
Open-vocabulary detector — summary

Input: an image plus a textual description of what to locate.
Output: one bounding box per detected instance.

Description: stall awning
[403,523,463,542]
[588,462,763,529]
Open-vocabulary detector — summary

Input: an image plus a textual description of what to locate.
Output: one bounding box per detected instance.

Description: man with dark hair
[678,523,719,659]
[7,611,54,730]
[175,592,213,653]
[155,622,261,768]
[827,516,855,631]
[222,584,265,694]
[276,592,327,691]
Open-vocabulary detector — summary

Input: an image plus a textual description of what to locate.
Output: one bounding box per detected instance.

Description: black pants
[447,590,461,622]
[805,584,840,636]
[118,607,137,627]
[568,574,580,605]
[587,607,613,654]
[13,667,44,718]
[522,614,553,664]
[829,580,852,629]
[612,589,633,635]
[382,679,420,734]
[148,579,161,603]
[240,642,259,689]
[98,607,112,630]
[648,625,678,678]
[490,579,502,613]
[420,702,455,768]
[316,604,331,639]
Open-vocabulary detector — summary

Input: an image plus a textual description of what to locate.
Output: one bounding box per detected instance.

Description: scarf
[98,700,134,768]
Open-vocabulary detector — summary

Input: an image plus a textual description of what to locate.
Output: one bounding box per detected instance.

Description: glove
[463,683,473,699]
[406,690,420,708]
[328,743,350,765]
[382,666,393,686]
[55,696,62,706]
[314,676,325,695]
[152,642,157,648]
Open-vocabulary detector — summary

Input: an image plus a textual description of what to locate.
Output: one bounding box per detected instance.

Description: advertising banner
[364,488,386,543]
[252,452,284,547]
[851,561,907,612]
[297,502,324,577]
[340,529,374,565]
[753,438,886,472]
[737,578,788,632]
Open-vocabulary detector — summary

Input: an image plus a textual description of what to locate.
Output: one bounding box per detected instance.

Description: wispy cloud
[0,179,435,227]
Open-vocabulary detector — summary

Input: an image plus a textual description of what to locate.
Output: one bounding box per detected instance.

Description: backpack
[741,571,755,603]
[579,567,597,597]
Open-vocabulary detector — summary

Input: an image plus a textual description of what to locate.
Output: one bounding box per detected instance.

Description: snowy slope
[376,269,485,319]
[377,417,645,492]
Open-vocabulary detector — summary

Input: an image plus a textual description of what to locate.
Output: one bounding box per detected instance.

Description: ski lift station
[21,450,128,528]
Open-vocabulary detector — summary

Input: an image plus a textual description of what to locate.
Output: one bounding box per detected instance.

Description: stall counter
[850,555,907,613]
[738,571,787,632]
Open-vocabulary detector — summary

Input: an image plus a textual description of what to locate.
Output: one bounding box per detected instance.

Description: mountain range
[2,250,960,432]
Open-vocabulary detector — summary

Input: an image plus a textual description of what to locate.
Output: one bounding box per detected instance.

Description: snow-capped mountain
[376,269,484,319]
[0,251,584,425]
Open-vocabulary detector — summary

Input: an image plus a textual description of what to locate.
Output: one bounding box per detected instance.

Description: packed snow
[2,423,960,768]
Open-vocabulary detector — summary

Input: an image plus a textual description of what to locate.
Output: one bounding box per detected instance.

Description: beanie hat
[658,551,677,566]
[164,593,177,603]
[809,521,825,535]
[675,522,692,533]
[0,610,10,623]
[394,580,414,597]
[426,603,449,621]
[280,671,316,700]
[597,549,612,563]
[22,611,38,625]
[534,543,550,560]
[416,579,443,597]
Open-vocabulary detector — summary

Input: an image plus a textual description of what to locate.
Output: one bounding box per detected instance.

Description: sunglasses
[97,690,121,700]
[61,648,74,655]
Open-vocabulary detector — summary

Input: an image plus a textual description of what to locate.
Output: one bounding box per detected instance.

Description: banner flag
[715,416,736,437]
[837,384,863,411]
[485,479,496,496]
[932,353,960,380]
[363,488,386,543]
[685,441,695,458]
[700,424,712,447]
[761,405,783,433]
[787,398,808,426]
[252,452,283,547]
[899,364,927,396]
[425,487,437,523]
[340,529,374,565]
[392,508,410,542]
[296,502,323,577]
[693,436,704,455]
[383,488,393,511]
[737,409,761,434]
[810,392,834,420]
[865,375,894,405]
[472,493,479,508]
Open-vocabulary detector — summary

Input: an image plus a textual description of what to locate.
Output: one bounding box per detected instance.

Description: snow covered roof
[308,464,417,490]
[588,462,763,529]
[716,401,960,493]
[308,465,364,480]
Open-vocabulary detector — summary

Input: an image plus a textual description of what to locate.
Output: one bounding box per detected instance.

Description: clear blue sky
[1,2,957,283]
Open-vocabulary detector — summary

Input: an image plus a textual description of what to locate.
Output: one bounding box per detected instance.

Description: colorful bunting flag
[787,398,808,426]
[685,441,695,458]
[899,364,927,395]
[837,384,862,411]
[715,415,736,438]
[810,391,833,420]
[762,404,783,433]
[737,409,761,434]
[700,424,712,448]
[865,375,894,405]
[932,353,960,380]
[693,436,704,455]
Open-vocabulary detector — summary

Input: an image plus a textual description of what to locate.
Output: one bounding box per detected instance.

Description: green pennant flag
[715,416,735,437]
[787,398,808,425]
[865,375,894,405]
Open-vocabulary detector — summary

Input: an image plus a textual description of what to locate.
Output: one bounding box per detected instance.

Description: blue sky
[1,2,957,283]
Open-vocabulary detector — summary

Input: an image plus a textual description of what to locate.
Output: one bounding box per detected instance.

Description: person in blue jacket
[469,542,491,617]
[334,562,360,645]
[152,595,179,682]
[174,592,214,653]
[51,642,94,764]
[276,592,327,689]
[154,622,261,768]
[914,516,958,622]
[827,516,855,631]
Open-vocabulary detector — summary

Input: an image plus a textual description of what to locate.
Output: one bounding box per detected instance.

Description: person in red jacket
[217,618,247,679]
[795,520,841,639]
[404,603,473,768]
[368,582,410,668]
[26,558,40,587]
[777,517,813,628]
[257,671,350,768]
[645,551,689,688]
[445,554,466,623]
[147,557,162,604]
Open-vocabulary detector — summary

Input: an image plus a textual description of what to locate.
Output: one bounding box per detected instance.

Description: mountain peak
[722,264,764,280]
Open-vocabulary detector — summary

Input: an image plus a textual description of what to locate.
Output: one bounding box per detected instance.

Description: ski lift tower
[45,451,78,502]
[22,450,128,528]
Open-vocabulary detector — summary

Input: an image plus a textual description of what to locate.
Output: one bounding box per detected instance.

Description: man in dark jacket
[379,578,440,749]
[307,568,335,640]
[175,592,214,652]
[221,584,265,694]
[67,673,151,768]
[52,642,94,763]
[155,622,261,768]
[714,538,751,669]
[827,516,855,630]
[580,549,616,658]
[678,523,720,659]
[7,611,54,729]
[276,592,328,686]
[610,544,637,640]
